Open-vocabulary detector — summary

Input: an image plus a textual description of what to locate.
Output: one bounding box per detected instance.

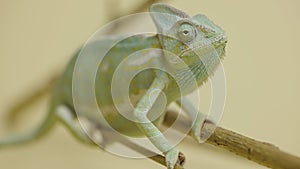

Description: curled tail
[1,75,58,148]
[0,108,56,148]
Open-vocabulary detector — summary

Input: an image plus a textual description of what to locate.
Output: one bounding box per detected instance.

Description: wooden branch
[149,155,184,169]
[163,110,300,169]
[114,109,300,169]
[206,127,300,169]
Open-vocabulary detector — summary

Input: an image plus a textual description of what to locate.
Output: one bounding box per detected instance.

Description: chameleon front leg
[133,72,184,169]
[176,97,206,143]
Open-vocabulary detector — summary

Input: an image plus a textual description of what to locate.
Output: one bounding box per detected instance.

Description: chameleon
[1,3,227,169]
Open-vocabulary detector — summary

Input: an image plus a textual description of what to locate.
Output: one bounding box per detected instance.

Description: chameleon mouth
[178,34,227,58]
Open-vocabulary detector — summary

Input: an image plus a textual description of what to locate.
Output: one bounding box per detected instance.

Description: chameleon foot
[78,117,106,147]
[177,152,186,166]
[199,119,217,142]
[165,149,185,169]
[191,118,217,143]
[190,114,206,143]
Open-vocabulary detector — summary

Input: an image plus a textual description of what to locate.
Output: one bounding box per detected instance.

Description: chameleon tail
[0,108,57,148]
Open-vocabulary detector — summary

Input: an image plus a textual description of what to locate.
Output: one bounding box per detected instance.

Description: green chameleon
[1,3,227,169]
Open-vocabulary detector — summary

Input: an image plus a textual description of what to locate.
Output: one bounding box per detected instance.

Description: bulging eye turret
[177,23,196,43]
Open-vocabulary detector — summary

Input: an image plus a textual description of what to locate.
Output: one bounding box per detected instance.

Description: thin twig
[149,154,184,169]
[106,0,167,21]
[104,0,169,35]
[100,129,184,169]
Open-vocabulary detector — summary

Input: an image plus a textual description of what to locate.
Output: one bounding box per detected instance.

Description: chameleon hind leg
[133,73,185,169]
[56,105,103,146]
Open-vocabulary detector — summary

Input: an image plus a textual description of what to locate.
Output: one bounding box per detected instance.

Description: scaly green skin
[0,3,227,169]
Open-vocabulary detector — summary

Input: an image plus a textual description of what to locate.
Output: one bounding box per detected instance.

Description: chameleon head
[150,3,227,86]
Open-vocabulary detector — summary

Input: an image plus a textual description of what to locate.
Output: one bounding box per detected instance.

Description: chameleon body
[1,3,227,169]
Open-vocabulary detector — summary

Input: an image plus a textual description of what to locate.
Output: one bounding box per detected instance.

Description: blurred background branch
[5,0,168,126]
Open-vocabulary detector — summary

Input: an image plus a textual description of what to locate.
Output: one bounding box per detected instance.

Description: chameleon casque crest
[1,3,227,169]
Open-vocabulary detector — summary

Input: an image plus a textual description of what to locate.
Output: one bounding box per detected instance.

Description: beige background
[0,0,299,169]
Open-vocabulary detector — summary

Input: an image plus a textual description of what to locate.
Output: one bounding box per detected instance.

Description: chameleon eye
[177,23,196,43]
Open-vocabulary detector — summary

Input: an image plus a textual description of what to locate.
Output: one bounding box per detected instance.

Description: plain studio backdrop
[0,0,299,169]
